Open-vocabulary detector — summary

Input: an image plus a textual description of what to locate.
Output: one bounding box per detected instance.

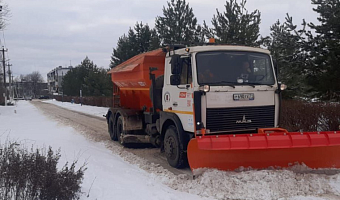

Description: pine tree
[205,0,261,46]
[155,0,201,45]
[305,0,340,100]
[110,22,160,68]
[127,27,138,56]
[135,22,152,53]
[149,29,161,50]
[62,67,82,96]
[110,35,132,68]
[264,14,310,99]
[63,57,112,96]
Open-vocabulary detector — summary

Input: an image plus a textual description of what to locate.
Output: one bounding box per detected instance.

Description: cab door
[163,55,194,132]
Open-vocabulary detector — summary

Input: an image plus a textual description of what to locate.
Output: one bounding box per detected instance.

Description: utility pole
[1,47,8,104]
[61,71,64,103]
[7,63,12,101]
[11,75,14,98]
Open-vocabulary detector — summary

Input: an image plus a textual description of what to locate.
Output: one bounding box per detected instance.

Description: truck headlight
[202,85,210,92]
[199,85,210,92]
[203,85,210,92]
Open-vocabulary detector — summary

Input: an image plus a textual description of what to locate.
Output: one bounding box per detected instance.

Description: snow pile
[43,99,108,118]
[180,169,337,199]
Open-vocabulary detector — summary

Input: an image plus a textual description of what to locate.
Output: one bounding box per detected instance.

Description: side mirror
[170,75,180,85]
[171,54,182,74]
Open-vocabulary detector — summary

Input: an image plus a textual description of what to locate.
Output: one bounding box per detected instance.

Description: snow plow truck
[106,44,340,172]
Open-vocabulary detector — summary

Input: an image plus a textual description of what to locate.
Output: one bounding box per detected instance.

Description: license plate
[233,93,254,101]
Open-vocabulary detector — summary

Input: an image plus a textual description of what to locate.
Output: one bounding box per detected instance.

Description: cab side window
[180,58,192,85]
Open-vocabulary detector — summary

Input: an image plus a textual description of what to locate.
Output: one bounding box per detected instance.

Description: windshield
[196,51,275,86]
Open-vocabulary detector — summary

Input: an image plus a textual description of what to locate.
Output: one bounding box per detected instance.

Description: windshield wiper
[247,82,275,88]
[247,83,256,88]
[210,81,236,88]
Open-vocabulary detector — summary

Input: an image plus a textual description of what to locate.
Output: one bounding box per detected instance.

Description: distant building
[47,66,72,94]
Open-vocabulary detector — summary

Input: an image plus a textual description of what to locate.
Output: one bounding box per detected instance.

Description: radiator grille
[206,106,275,132]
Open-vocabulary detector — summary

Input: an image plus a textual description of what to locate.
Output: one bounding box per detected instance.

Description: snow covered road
[1,100,340,200]
[33,100,192,176]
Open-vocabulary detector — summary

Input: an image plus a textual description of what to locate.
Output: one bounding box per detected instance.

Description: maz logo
[236,115,252,124]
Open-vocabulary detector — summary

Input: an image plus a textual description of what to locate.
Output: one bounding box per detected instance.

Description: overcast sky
[2,0,318,81]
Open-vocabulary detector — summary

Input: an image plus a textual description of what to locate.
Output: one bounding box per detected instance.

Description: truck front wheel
[164,125,185,168]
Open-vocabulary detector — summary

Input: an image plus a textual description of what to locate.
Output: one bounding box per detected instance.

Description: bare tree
[25,71,44,98]
[0,0,10,30]
[26,71,44,83]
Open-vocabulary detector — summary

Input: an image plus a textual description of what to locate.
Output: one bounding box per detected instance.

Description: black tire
[108,117,118,141]
[164,125,186,168]
[116,116,125,145]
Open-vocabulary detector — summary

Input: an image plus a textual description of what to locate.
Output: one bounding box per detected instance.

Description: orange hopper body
[108,49,166,111]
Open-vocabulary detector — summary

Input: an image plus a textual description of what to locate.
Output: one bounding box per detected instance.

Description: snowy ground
[0,101,208,200]
[1,100,340,200]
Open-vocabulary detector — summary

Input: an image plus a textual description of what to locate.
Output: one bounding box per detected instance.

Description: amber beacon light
[209,38,216,43]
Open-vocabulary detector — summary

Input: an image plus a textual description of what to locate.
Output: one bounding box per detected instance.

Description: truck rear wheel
[109,117,118,141]
[116,116,125,145]
[164,125,185,168]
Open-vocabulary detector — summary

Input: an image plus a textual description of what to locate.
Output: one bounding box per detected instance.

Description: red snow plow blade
[187,128,340,171]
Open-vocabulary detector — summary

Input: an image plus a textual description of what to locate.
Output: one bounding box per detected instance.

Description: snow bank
[43,99,108,118]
